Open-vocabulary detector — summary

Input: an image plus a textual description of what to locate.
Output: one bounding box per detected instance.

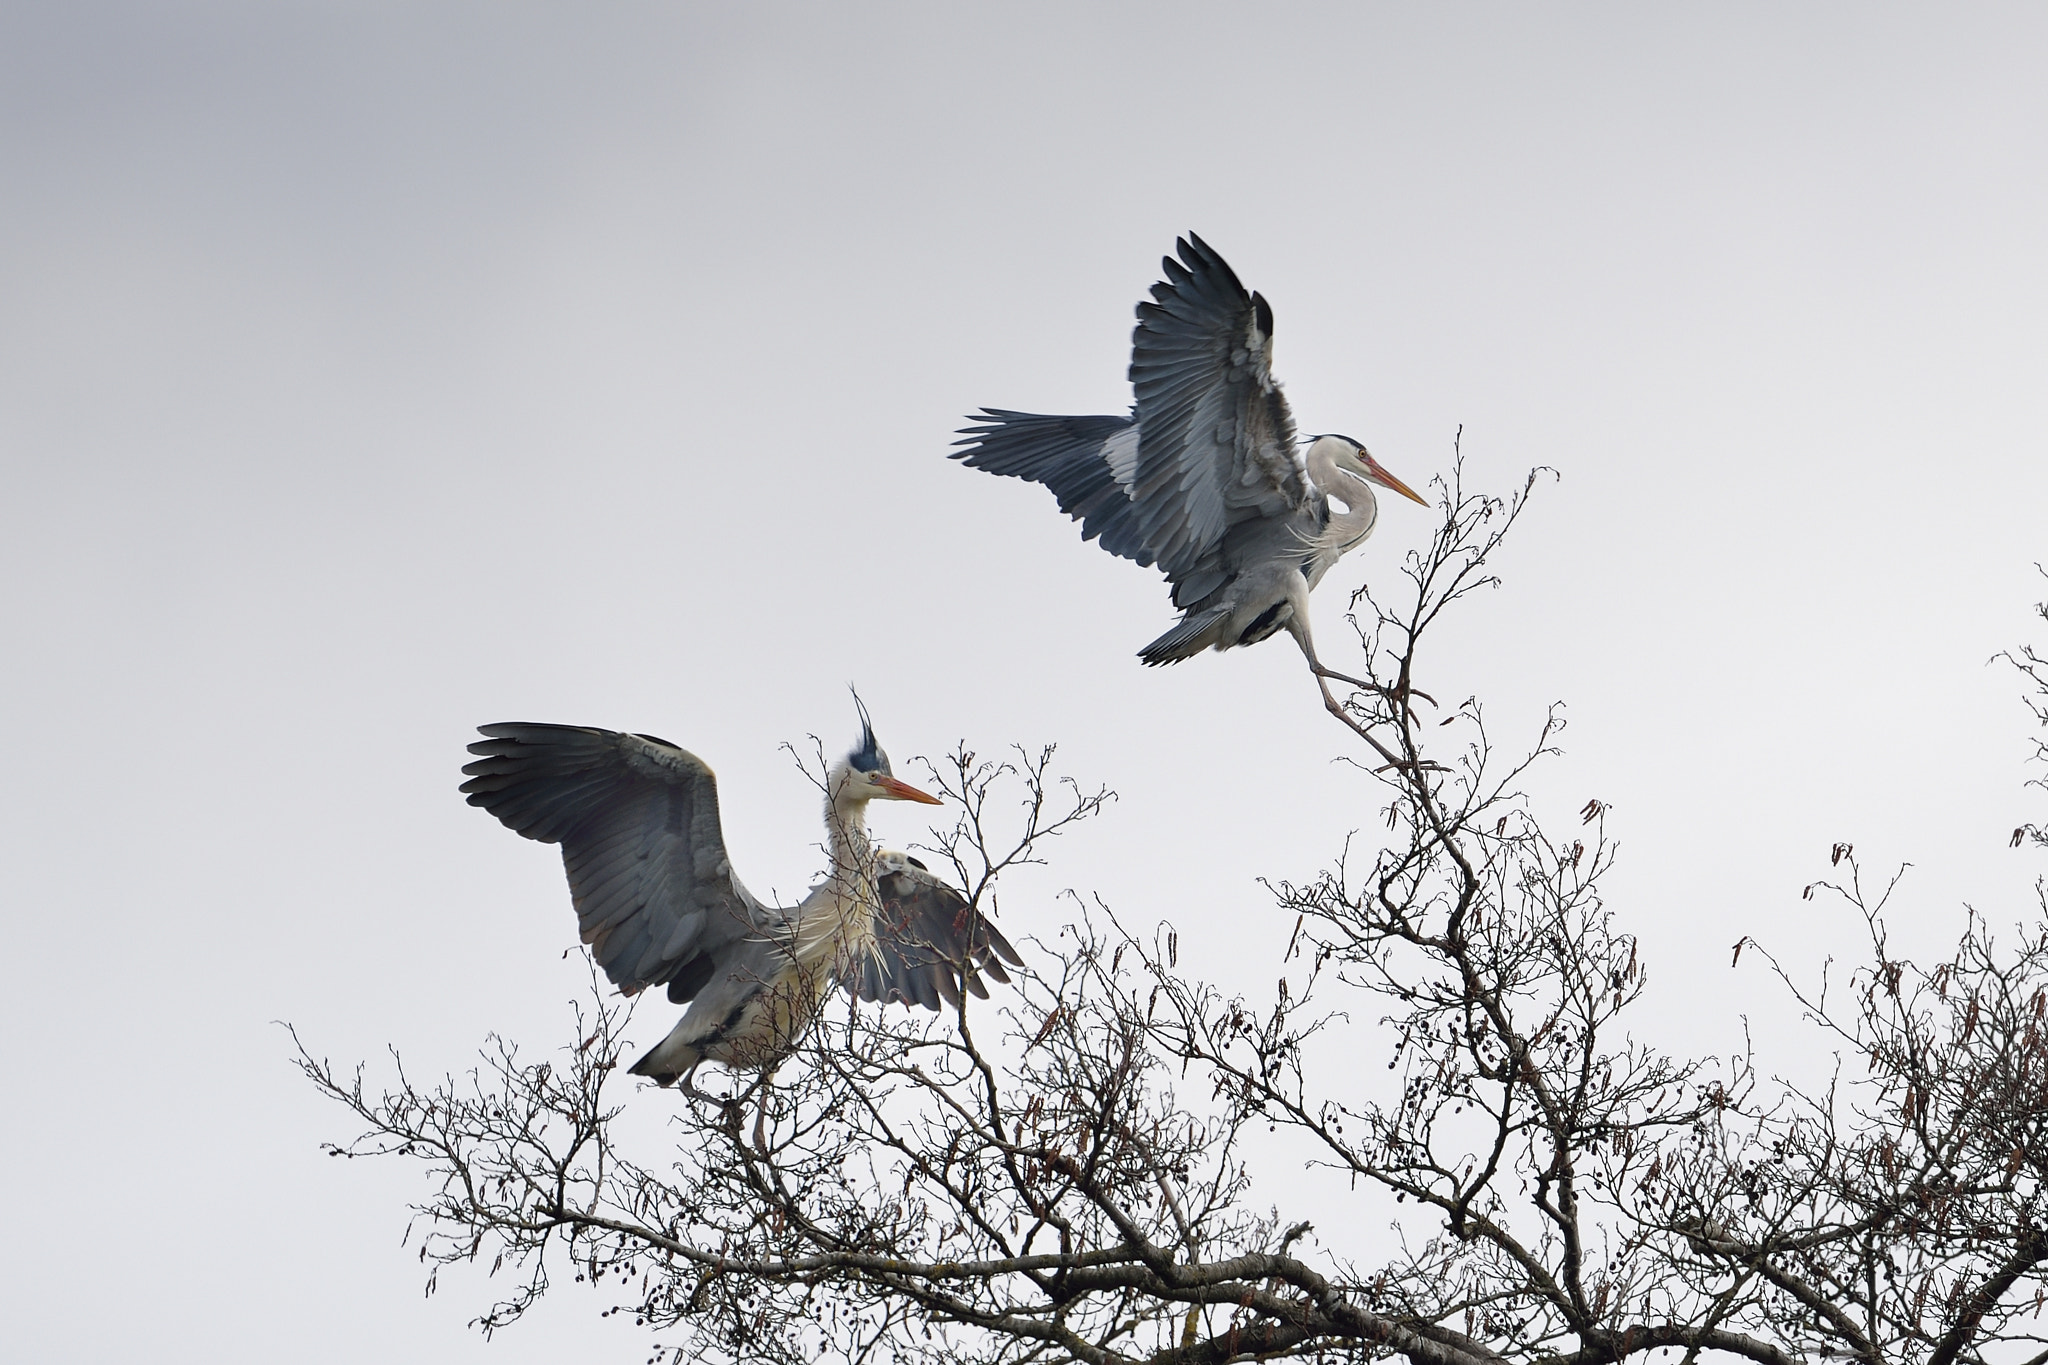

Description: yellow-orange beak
[1368,459,1429,507]
[876,774,943,805]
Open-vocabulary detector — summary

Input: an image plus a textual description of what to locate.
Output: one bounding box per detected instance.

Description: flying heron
[459,708,1019,1091]
[953,234,1428,713]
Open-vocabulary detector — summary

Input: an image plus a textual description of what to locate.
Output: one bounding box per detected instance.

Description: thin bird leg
[679,1061,716,1105]
[748,1066,780,1154]
[1289,607,1436,707]
[1315,662,1436,708]
[1309,659,1403,766]
[1288,616,1371,725]
[1318,663,1438,711]
[1290,616,1444,773]
[1289,613,1390,706]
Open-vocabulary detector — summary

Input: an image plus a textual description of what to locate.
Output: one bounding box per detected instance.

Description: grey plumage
[953,411,1151,566]
[858,852,1012,1011]
[1125,235,1304,591]
[460,724,760,998]
[954,234,1426,676]
[461,720,1020,1088]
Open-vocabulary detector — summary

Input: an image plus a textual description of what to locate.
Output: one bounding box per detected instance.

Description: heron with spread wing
[460,708,1018,1092]
[954,234,1428,713]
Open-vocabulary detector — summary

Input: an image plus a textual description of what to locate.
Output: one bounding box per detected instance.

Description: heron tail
[1138,608,1230,666]
[627,1033,701,1087]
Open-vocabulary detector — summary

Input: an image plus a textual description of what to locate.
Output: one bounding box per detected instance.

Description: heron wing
[460,723,767,1000]
[1128,234,1305,602]
[950,409,1154,567]
[854,853,1022,1011]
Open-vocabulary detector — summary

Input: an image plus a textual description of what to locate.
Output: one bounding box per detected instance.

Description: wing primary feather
[461,722,763,1001]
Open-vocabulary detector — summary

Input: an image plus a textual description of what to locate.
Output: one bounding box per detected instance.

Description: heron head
[836,694,942,806]
[1311,434,1428,507]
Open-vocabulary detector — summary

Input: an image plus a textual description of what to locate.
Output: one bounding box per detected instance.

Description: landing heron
[954,234,1428,713]
[460,708,1018,1091]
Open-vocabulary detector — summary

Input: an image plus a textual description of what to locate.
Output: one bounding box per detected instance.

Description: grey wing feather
[1127,234,1305,598]
[460,723,766,1000]
[856,854,1022,1011]
[951,409,1154,567]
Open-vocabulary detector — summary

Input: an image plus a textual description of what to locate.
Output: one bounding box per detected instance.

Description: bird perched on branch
[954,234,1427,709]
[459,706,1019,1092]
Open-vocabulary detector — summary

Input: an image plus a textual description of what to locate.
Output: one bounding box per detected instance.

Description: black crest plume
[847,687,884,773]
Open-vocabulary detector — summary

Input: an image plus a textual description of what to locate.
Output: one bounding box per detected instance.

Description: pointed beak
[875,774,943,805]
[1366,459,1429,507]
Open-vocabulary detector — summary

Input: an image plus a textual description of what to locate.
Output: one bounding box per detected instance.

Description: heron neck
[1328,473,1379,552]
[824,789,874,877]
[1307,460,1381,566]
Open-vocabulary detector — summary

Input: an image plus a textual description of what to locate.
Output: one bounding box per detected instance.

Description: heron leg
[1286,608,1434,708]
[749,1066,780,1153]
[1316,663,1437,709]
[1311,666,1348,721]
[1292,620,1371,728]
[1288,612,1445,771]
[1286,613,1371,704]
[679,1061,715,1104]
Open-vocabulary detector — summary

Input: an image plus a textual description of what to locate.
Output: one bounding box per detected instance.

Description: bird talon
[1315,664,1427,707]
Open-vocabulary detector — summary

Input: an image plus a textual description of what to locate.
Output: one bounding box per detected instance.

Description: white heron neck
[1306,449,1381,567]
[824,787,874,875]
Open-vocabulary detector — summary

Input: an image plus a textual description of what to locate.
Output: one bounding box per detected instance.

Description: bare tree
[298,456,2048,1365]
[2005,572,2048,857]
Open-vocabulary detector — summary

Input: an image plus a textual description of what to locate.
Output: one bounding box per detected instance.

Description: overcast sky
[4,5,2047,1361]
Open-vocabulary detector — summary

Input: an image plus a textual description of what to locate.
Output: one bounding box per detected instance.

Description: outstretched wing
[460,723,768,1002]
[1128,234,1306,606]
[854,852,1022,1011]
[950,409,1154,567]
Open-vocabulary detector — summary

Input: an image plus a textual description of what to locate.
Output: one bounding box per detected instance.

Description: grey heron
[459,710,1019,1091]
[954,234,1428,712]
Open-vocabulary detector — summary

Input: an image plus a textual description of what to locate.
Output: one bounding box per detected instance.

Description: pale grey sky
[4,5,2046,1360]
